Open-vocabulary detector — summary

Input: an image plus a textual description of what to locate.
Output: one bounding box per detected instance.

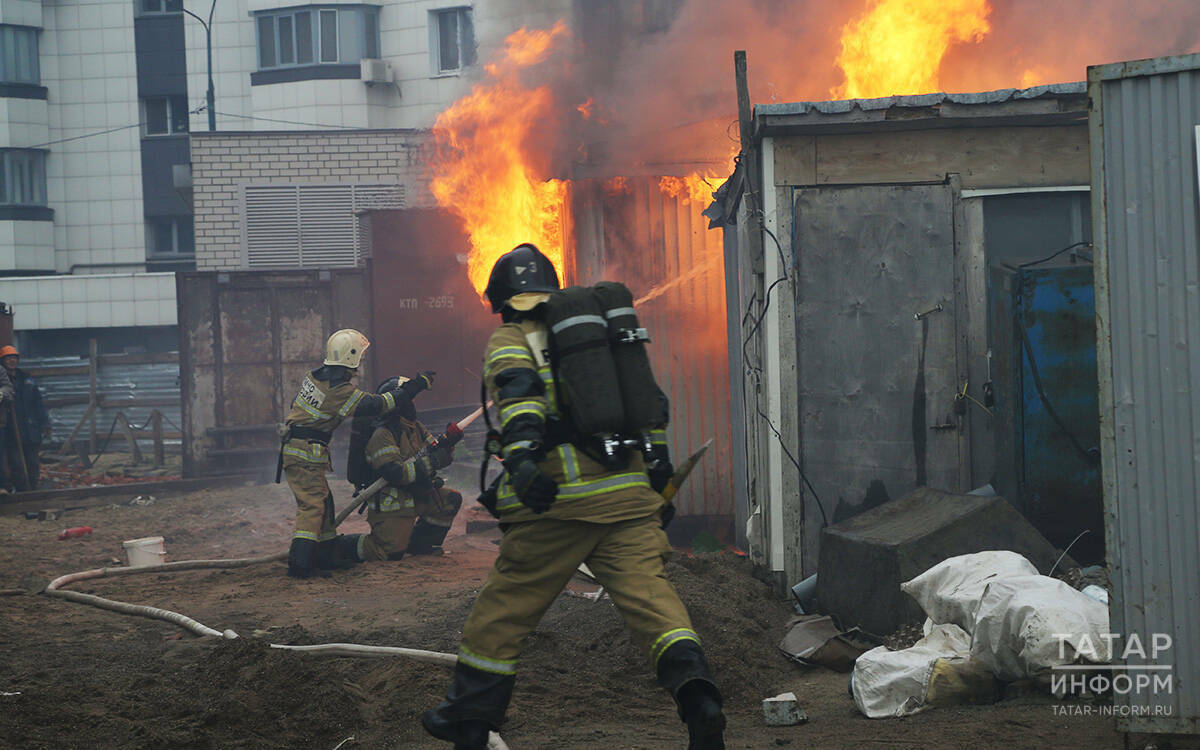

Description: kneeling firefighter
[338,376,464,562]
[278,328,433,578]
[422,244,725,749]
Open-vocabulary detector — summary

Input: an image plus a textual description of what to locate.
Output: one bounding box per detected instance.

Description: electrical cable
[25,122,145,149]
[739,215,831,528]
[957,382,993,417]
[1015,316,1099,465]
[1048,529,1091,577]
[211,110,363,130]
[1018,241,1092,269]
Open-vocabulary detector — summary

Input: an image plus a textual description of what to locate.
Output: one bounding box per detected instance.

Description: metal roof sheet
[756,81,1087,117]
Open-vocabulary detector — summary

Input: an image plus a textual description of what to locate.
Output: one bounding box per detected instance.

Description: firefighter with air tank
[422,244,726,749]
[278,328,433,579]
[336,375,465,563]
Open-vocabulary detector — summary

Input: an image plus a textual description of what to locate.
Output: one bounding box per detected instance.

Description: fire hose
[40,407,710,750]
[41,402,512,749]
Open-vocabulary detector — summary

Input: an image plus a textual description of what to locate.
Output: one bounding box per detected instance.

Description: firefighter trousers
[359,488,463,561]
[282,451,336,543]
[456,513,699,676]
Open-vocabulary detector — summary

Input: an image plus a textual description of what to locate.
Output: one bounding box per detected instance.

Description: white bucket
[122,536,166,567]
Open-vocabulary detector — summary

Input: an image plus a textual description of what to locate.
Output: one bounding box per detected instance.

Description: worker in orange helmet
[0,345,48,492]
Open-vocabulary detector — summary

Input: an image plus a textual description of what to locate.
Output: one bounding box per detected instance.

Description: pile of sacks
[851,551,1110,718]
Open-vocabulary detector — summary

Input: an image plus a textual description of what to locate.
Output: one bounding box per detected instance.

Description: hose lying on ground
[44,554,289,638]
[40,494,515,749]
[44,554,509,749]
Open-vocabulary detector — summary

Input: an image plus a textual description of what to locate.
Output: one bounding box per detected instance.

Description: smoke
[940,0,1200,91]
[524,0,1200,173]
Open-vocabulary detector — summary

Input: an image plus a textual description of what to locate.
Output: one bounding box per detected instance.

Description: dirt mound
[0,552,796,749]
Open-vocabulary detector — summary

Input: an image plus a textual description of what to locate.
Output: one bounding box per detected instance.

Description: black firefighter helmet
[484,243,560,313]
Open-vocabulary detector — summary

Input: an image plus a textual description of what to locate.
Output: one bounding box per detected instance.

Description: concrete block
[762,692,807,726]
[817,487,1069,635]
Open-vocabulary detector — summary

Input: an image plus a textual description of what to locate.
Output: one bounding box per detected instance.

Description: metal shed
[722,84,1096,586]
[1090,52,1200,734]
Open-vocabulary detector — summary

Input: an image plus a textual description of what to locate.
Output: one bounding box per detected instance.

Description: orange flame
[832,0,992,99]
[431,22,572,296]
[659,174,719,206]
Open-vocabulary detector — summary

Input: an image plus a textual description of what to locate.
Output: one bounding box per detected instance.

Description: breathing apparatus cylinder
[593,281,661,434]
[542,286,626,438]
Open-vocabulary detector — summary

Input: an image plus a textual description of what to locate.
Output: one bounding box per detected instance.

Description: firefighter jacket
[366,417,440,515]
[484,319,665,524]
[282,368,397,468]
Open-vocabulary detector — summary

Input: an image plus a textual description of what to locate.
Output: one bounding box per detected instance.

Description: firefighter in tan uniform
[279,328,431,578]
[337,378,464,562]
[422,245,726,749]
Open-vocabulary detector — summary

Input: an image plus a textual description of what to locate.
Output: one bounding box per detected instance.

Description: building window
[147,216,195,255]
[242,183,404,268]
[0,149,47,206]
[0,25,40,85]
[142,96,189,136]
[255,6,380,70]
[138,0,183,14]
[430,8,475,74]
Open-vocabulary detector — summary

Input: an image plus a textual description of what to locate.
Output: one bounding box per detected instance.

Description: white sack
[851,623,971,718]
[969,575,1110,682]
[900,551,1039,635]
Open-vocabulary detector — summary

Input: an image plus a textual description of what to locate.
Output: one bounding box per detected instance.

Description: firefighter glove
[442,421,464,446]
[428,443,454,471]
[504,452,558,513]
[648,459,675,494]
[660,503,676,530]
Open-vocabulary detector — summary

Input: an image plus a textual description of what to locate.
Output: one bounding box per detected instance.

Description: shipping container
[177,269,372,477]
[365,209,495,412]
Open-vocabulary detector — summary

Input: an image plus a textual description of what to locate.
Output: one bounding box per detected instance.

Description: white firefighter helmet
[324,329,370,369]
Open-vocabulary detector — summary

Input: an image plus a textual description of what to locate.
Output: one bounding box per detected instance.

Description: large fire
[430,22,572,295]
[431,1,1198,298]
[832,0,992,99]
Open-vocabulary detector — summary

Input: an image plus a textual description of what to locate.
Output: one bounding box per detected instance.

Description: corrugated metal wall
[569,177,734,526]
[24,355,182,449]
[1090,54,1200,733]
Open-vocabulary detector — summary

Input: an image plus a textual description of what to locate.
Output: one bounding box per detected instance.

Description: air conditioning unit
[361,58,393,85]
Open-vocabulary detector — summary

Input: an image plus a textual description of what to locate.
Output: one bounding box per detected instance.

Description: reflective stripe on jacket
[366,418,435,515]
[484,320,663,524]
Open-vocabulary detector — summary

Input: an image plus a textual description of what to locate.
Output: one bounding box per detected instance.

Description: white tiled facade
[1,0,159,335]
[41,0,145,273]
[0,272,177,328]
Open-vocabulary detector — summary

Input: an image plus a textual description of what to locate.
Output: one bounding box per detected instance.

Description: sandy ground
[0,464,1124,749]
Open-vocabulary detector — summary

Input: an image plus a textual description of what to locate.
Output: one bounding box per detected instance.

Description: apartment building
[0,0,188,354]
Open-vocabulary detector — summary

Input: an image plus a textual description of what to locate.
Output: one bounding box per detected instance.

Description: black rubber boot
[679,680,726,750]
[314,532,355,566]
[422,662,514,748]
[407,517,451,555]
[657,640,725,750]
[336,533,364,564]
[286,538,329,579]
